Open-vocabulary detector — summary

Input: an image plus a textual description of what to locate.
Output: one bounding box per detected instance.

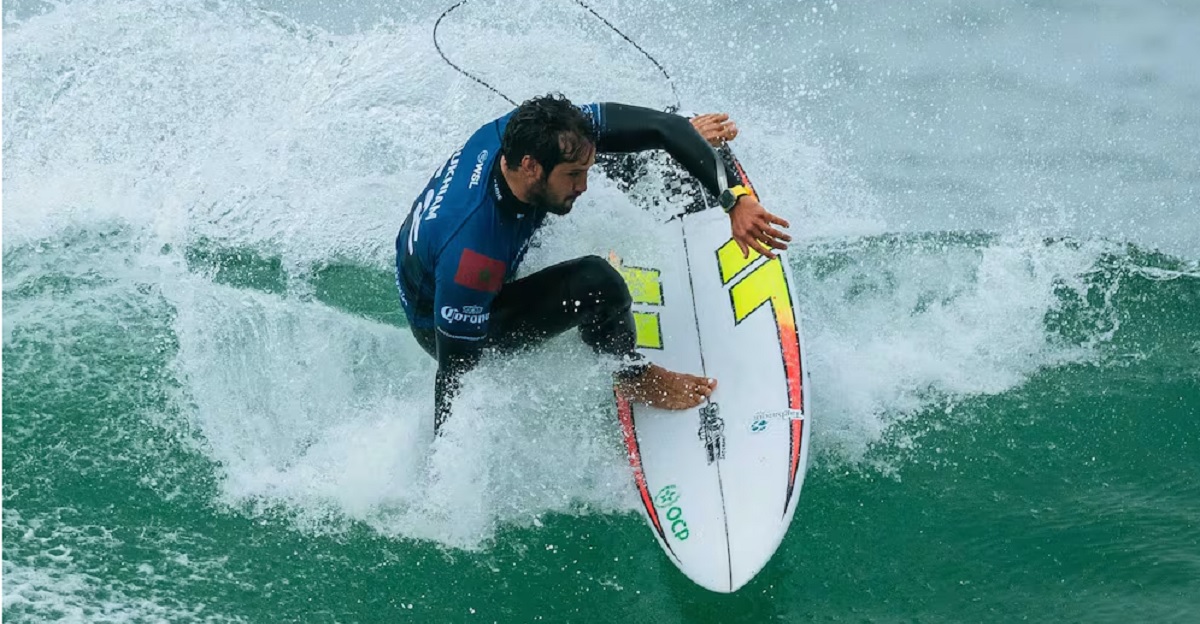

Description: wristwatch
[719,185,754,213]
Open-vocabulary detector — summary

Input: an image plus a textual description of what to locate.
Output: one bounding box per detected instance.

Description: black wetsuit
[395,102,750,432]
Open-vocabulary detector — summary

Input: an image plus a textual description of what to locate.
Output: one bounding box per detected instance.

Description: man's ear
[520,155,543,181]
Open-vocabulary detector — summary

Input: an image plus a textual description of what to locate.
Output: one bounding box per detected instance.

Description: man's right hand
[729,196,791,260]
[691,113,739,146]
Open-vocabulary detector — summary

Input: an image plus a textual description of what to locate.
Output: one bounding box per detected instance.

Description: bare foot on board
[617,364,717,410]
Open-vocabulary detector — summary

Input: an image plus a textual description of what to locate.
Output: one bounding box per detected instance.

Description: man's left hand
[729,197,791,259]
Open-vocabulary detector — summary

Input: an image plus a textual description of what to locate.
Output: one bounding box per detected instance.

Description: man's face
[528,143,595,216]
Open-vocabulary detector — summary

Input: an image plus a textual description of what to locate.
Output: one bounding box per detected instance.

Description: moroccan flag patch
[453,248,506,293]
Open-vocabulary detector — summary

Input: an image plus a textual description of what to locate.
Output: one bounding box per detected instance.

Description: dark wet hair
[501,93,596,177]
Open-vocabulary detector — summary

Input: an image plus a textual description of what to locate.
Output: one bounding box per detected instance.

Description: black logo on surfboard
[697,402,725,464]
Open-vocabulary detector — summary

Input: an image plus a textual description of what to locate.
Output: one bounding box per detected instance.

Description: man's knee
[571,255,632,310]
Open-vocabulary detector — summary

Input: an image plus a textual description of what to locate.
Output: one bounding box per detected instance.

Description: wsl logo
[468,150,488,189]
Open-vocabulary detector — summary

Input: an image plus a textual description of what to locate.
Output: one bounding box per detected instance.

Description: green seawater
[6,1,1200,620]
[5,229,1198,623]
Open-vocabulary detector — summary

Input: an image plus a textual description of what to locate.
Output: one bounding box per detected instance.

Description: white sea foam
[2,0,1152,553]
[2,511,244,623]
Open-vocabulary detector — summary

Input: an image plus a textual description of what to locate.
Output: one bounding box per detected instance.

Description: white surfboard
[612,159,812,593]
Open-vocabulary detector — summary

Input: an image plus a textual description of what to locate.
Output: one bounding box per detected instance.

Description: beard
[528,179,575,216]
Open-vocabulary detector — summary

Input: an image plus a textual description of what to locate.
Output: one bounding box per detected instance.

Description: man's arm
[594,103,748,199]
[593,103,791,259]
[433,331,484,433]
[430,244,506,433]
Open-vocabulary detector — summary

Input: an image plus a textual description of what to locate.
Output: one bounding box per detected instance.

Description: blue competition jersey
[393,99,755,431]
[395,103,603,343]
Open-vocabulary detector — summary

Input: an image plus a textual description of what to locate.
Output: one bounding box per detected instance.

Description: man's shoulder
[485,103,604,138]
[422,172,502,262]
[424,125,502,212]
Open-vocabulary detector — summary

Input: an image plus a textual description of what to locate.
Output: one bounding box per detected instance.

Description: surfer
[395,94,791,433]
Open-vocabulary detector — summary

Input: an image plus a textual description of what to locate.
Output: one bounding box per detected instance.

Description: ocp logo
[654,484,689,541]
[655,484,680,507]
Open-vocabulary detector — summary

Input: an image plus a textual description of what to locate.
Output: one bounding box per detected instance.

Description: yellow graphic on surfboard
[609,251,664,350]
[611,242,802,407]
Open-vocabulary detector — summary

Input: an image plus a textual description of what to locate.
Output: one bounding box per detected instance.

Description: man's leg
[404,256,634,366]
[486,255,641,367]
[487,255,715,408]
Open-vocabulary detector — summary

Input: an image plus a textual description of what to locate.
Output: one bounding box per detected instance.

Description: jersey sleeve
[575,102,604,142]
[430,235,510,433]
[433,242,508,343]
